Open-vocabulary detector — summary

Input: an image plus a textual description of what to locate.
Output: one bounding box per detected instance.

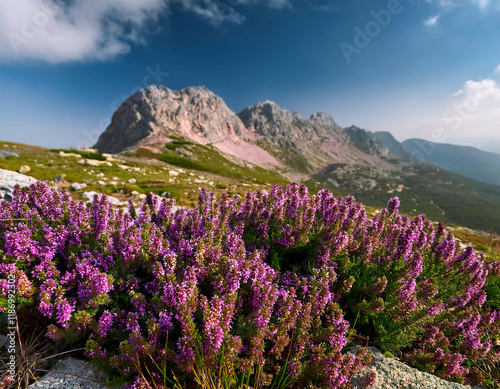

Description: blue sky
[1,0,500,148]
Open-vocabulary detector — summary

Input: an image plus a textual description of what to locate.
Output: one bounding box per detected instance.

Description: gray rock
[82,191,122,206]
[18,165,31,174]
[351,347,486,389]
[0,334,8,348]
[0,168,37,201]
[94,85,250,154]
[70,183,82,190]
[0,150,19,158]
[54,174,66,182]
[28,357,110,389]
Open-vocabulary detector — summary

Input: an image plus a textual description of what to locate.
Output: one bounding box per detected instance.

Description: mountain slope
[403,139,500,187]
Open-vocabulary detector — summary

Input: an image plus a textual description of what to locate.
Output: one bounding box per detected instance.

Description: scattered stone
[18,165,30,174]
[131,191,139,196]
[85,159,103,167]
[169,170,180,176]
[116,189,125,194]
[110,181,118,186]
[82,191,122,206]
[128,178,136,184]
[160,192,170,198]
[82,191,98,201]
[58,151,80,158]
[0,168,37,201]
[138,194,147,200]
[54,174,66,182]
[0,150,19,158]
[117,165,130,170]
[70,183,87,190]
[28,357,110,389]
[78,159,86,164]
[97,180,106,186]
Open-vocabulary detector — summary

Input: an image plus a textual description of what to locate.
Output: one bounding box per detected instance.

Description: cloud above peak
[0,0,290,64]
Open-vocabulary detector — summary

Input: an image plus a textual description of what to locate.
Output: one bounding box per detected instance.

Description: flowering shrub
[0,182,499,388]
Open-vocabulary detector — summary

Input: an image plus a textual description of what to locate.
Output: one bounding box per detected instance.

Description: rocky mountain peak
[310,111,336,128]
[345,126,390,157]
[238,100,300,127]
[95,85,251,154]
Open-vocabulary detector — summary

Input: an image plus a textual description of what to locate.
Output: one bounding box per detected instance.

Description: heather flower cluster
[0,182,499,388]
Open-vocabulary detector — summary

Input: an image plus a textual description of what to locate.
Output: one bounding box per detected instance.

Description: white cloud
[423,14,440,26]
[440,76,500,138]
[0,0,290,63]
[427,0,491,9]
[0,0,167,63]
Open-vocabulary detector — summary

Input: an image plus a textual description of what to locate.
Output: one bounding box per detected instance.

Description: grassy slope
[0,141,288,208]
[2,139,500,236]
[314,162,500,233]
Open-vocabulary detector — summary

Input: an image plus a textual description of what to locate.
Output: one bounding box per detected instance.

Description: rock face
[95,85,280,167]
[0,168,37,201]
[95,85,250,153]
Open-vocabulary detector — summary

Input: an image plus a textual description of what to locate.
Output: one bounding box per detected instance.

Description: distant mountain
[446,137,500,155]
[402,139,500,187]
[94,85,500,233]
[374,131,410,159]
